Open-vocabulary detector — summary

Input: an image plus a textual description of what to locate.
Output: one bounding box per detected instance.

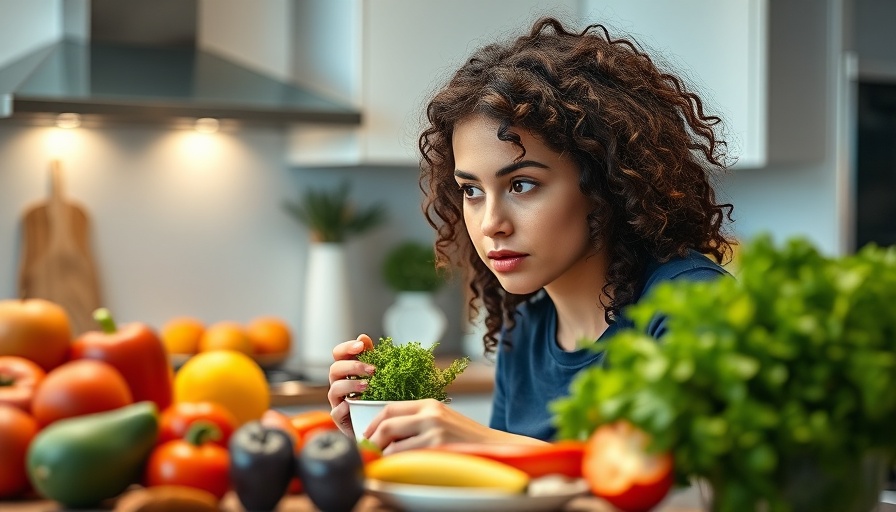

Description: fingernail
[351,341,364,351]
[364,365,375,375]
[357,380,368,390]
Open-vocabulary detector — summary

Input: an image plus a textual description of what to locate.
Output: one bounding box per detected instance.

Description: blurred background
[0,0,892,371]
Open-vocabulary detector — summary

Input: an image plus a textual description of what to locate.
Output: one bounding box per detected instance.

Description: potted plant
[346,337,469,440]
[283,181,387,243]
[282,181,387,380]
[551,235,896,512]
[380,240,447,348]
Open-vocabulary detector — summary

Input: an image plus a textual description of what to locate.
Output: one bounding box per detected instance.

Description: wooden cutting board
[18,160,103,336]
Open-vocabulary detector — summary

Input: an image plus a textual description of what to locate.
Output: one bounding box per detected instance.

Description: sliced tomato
[433,441,585,478]
[583,421,673,512]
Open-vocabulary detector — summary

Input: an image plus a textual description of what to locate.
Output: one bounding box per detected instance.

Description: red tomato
[0,356,46,413]
[0,404,39,498]
[31,359,133,427]
[261,409,298,446]
[289,409,337,441]
[434,441,585,478]
[583,421,674,512]
[158,402,239,447]
[145,421,230,500]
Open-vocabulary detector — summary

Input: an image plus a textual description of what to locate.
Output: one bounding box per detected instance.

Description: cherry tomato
[145,421,230,500]
[0,405,39,498]
[434,441,585,478]
[583,421,674,512]
[0,356,46,413]
[158,401,239,447]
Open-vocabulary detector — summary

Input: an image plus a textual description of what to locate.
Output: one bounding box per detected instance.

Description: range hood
[0,0,360,128]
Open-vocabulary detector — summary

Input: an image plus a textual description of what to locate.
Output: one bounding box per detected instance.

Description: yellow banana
[365,449,529,492]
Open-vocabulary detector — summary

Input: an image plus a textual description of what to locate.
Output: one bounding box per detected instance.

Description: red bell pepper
[71,308,173,410]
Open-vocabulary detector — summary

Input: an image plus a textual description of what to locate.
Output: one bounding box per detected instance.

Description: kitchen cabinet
[580,0,829,169]
[288,0,826,170]
[286,0,578,167]
[580,0,769,168]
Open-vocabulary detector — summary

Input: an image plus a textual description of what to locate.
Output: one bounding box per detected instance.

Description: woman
[327,16,734,452]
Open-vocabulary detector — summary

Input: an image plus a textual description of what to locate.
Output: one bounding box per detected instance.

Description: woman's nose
[480,198,512,238]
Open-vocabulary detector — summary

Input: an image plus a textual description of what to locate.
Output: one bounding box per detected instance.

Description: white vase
[382,291,446,348]
[300,242,353,382]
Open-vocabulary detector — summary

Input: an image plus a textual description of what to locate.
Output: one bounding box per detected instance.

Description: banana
[365,449,529,492]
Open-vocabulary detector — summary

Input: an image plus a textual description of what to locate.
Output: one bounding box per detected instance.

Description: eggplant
[229,421,295,511]
[297,430,365,512]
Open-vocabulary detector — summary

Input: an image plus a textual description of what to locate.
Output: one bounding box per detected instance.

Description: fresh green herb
[550,234,896,511]
[283,181,387,243]
[357,337,469,401]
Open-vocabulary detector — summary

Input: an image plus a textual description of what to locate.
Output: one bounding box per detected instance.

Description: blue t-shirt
[489,251,728,441]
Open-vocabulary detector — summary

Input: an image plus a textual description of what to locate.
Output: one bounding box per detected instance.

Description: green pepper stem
[185,420,222,446]
[92,308,117,334]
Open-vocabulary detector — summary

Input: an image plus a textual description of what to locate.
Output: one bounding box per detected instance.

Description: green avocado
[26,401,159,507]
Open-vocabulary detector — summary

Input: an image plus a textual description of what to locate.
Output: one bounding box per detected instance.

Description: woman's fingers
[364,400,445,447]
[332,339,366,361]
[327,376,369,408]
[330,400,354,438]
[357,333,375,350]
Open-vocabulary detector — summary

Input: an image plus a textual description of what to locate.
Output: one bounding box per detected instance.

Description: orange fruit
[246,316,292,355]
[160,317,205,355]
[173,350,270,425]
[198,321,253,356]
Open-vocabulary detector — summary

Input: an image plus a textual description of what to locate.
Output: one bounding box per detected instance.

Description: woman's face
[452,114,597,295]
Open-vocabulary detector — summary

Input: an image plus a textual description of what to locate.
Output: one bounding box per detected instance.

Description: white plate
[365,477,589,512]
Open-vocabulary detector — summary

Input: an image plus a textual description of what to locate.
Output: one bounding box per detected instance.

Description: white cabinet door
[580,0,768,169]
[288,0,578,167]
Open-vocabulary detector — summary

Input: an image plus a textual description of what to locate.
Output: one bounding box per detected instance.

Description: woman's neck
[545,249,611,352]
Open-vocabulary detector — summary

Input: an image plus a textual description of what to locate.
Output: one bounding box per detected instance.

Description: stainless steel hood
[0,0,360,128]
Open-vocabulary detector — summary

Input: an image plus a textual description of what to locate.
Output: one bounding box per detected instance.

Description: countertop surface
[268,358,496,408]
[2,486,707,511]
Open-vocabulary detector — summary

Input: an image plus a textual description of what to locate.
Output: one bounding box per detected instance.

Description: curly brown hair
[418,17,735,355]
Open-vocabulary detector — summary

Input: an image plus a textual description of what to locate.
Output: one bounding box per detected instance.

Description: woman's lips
[487,250,527,272]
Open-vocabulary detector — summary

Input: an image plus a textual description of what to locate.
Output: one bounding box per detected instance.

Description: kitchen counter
[3,486,707,511]
[268,358,496,408]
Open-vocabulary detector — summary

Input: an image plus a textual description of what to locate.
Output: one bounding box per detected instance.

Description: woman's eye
[511,180,536,194]
[460,184,484,198]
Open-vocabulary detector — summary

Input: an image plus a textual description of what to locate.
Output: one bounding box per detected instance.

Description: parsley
[551,234,896,511]
[357,337,469,401]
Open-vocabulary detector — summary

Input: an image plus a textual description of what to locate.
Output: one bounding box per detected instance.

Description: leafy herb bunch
[551,234,896,511]
[283,181,387,243]
[357,337,469,402]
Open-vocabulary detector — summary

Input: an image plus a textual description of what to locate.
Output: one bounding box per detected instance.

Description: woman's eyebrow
[454,160,549,180]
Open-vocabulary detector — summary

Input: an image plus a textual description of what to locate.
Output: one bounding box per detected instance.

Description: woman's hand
[364,399,546,455]
[327,333,375,437]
